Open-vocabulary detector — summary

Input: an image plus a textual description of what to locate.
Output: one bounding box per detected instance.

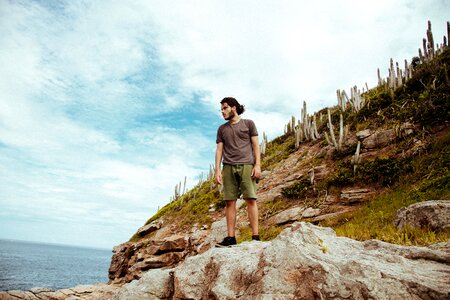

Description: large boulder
[169,222,449,299]
[362,128,396,149]
[394,200,450,231]
[113,269,173,300]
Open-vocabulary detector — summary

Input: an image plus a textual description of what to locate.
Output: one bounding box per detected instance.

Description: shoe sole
[215,244,237,248]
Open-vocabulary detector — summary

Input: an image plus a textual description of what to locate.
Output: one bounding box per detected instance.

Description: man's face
[221,103,236,120]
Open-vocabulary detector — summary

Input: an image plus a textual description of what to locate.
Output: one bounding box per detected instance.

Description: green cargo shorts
[222,164,257,200]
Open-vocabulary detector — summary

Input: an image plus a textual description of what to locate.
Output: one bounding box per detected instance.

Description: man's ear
[231,106,237,113]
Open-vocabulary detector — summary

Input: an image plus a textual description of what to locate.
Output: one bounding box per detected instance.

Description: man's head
[220,97,245,120]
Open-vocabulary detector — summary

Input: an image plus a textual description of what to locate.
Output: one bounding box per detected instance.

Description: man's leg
[245,199,259,236]
[225,200,237,237]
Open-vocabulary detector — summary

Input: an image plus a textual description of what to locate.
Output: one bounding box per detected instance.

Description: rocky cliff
[2,222,448,299]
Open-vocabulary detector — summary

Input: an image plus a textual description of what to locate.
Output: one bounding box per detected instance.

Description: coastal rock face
[0,284,119,300]
[394,200,450,231]
[108,234,190,284]
[113,222,450,299]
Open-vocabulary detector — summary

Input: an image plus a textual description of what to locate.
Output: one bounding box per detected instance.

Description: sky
[0,0,448,249]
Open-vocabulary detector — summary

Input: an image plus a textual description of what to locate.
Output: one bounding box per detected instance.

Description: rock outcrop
[113,222,450,299]
[108,235,190,284]
[0,284,119,300]
[394,200,450,231]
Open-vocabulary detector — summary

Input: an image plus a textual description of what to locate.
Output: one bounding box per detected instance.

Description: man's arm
[215,142,224,184]
[251,136,261,179]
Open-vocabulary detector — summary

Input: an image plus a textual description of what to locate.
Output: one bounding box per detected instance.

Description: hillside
[108,21,449,286]
[130,24,449,247]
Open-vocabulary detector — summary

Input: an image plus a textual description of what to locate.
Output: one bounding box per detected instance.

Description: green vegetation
[130,179,222,241]
[321,129,450,245]
[281,178,314,199]
[349,48,450,129]
[238,224,283,243]
[326,156,413,188]
[261,133,296,170]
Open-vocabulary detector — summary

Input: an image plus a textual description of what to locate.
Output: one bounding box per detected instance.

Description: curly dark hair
[220,97,245,115]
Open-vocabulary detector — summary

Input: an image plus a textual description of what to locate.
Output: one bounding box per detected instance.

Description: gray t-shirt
[216,119,258,165]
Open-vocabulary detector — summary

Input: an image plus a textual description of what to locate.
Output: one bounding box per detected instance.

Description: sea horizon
[0,237,112,252]
[0,238,112,291]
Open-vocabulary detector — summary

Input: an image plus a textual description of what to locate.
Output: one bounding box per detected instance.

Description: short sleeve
[216,126,224,144]
[247,120,258,136]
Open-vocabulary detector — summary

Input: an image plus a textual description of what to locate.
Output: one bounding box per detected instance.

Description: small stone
[268,206,304,225]
[356,129,372,140]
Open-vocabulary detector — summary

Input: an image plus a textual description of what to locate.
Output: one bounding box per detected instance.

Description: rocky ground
[2,222,449,299]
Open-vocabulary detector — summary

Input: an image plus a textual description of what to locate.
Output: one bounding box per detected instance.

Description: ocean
[0,239,112,291]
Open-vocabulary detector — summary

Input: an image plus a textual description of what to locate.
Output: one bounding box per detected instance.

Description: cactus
[404,59,409,81]
[312,114,320,140]
[389,58,396,89]
[348,86,365,112]
[324,108,343,151]
[427,20,435,59]
[351,141,362,174]
[327,108,337,148]
[419,48,424,62]
[422,38,428,62]
[377,68,382,86]
[260,132,268,155]
[396,62,403,86]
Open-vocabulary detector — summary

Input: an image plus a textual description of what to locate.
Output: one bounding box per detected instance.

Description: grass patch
[323,186,450,245]
[261,133,296,170]
[130,180,223,241]
[237,224,283,243]
[323,130,450,246]
[326,156,413,188]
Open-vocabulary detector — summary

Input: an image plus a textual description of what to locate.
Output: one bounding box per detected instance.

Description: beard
[225,111,236,120]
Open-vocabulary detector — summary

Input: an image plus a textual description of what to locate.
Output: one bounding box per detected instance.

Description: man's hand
[215,170,223,185]
[251,164,261,180]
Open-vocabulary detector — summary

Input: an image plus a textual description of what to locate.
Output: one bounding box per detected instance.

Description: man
[215,97,261,247]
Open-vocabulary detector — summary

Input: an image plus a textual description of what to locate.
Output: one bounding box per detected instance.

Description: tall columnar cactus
[422,38,428,62]
[351,141,361,174]
[447,21,450,48]
[419,48,424,62]
[292,100,322,149]
[336,89,349,110]
[404,59,409,81]
[377,68,382,86]
[301,101,308,137]
[389,58,396,89]
[349,86,365,112]
[396,62,403,86]
[324,108,344,151]
[260,132,268,155]
[182,176,187,195]
[312,114,320,140]
[427,20,435,59]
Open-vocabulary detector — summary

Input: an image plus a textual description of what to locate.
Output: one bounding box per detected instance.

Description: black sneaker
[252,235,260,241]
[215,236,237,247]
